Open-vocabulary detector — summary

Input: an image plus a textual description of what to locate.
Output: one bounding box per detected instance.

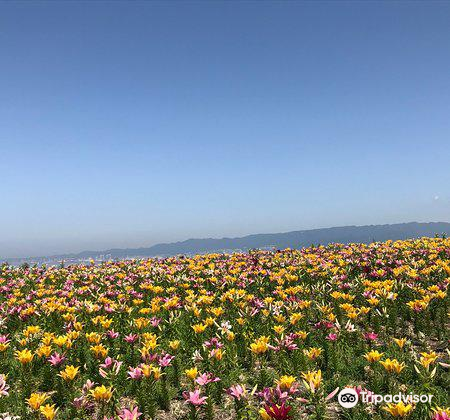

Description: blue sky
[1,1,449,258]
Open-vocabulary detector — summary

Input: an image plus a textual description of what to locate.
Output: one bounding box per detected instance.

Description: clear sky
[1,1,449,258]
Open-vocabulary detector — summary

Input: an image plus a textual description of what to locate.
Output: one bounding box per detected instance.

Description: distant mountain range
[3,222,450,265]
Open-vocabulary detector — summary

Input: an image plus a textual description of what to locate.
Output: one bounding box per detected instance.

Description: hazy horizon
[1,2,450,258]
[2,219,450,260]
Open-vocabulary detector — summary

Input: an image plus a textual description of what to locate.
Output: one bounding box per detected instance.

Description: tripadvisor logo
[337,387,434,409]
[338,388,358,408]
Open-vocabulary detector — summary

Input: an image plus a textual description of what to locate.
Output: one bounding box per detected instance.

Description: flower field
[0,238,449,420]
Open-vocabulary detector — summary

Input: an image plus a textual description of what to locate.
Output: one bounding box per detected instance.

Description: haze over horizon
[1,2,450,258]
[3,220,450,260]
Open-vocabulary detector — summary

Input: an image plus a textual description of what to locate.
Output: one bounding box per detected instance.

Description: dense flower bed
[0,237,449,420]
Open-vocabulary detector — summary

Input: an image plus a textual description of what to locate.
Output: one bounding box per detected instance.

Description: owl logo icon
[338,388,359,408]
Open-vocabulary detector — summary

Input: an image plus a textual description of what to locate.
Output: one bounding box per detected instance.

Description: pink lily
[127,367,143,380]
[118,406,142,420]
[48,352,66,366]
[183,389,207,406]
[195,372,220,386]
[226,384,246,401]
